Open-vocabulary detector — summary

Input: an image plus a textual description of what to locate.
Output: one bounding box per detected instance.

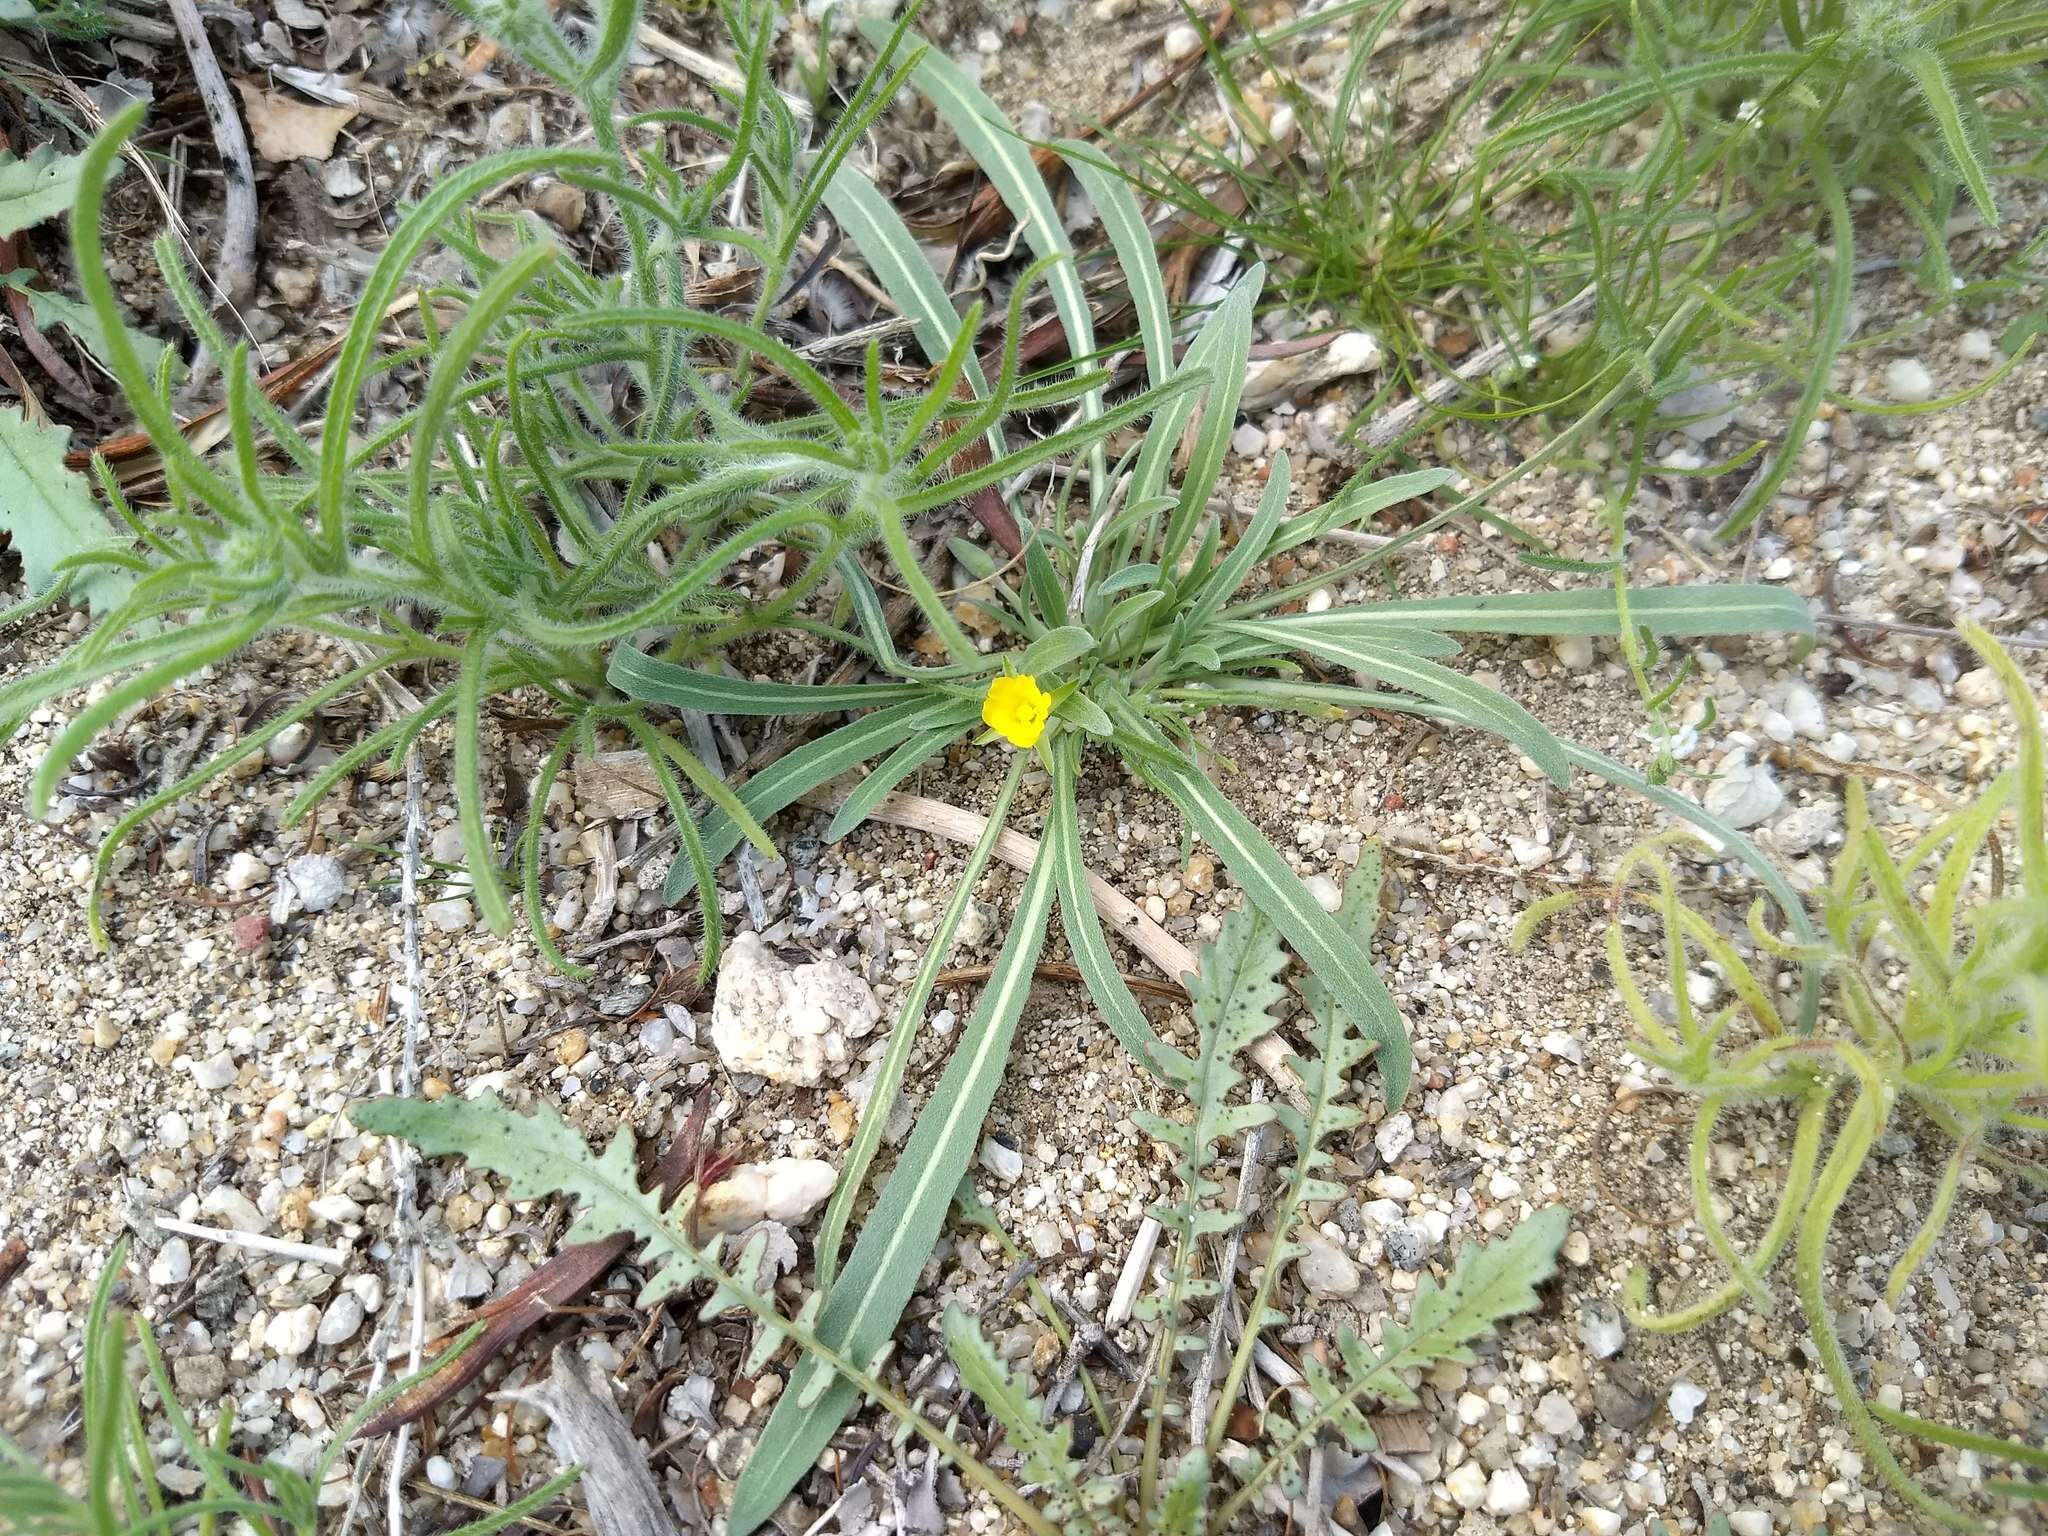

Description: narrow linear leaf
[727,845,1059,1534]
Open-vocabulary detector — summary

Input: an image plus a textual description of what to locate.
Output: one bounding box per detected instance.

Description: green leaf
[0,143,89,240]
[0,407,130,613]
[1225,1207,1568,1522]
[1340,841,1384,950]
[1267,468,1455,558]
[1018,624,1097,677]
[1180,449,1291,636]
[351,1095,710,1288]
[608,643,927,714]
[824,726,963,841]
[1227,619,1571,785]
[1130,266,1260,515]
[1059,140,1173,390]
[1895,46,1997,224]
[669,697,943,899]
[873,25,1099,428]
[1053,690,1113,738]
[1157,266,1260,569]
[0,273,168,378]
[1149,750,1412,1105]
[729,847,1059,1534]
[823,166,1007,462]
[1271,584,1813,638]
[943,1307,1112,1531]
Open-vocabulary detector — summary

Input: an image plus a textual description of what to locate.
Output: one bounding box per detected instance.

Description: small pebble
[148,1239,191,1288]
[1669,1380,1708,1425]
[1957,329,1994,363]
[1445,1459,1488,1511]
[425,1456,459,1491]
[265,1304,321,1358]
[1163,21,1200,60]
[1485,1467,1533,1517]
[1535,1390,1582,1438]
[978,1137,1024,1184]
[318,1293,365,1345]
[222,850,269,893]
[286,854,347,913]
[1298,1233,1360,1298]
[1882,357,1934,403]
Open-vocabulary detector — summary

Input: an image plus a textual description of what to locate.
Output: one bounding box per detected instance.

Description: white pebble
[1485,1467,1533,1517]
[1882,358,1934,403]
[425,1456,458,1491]
[1297,1233,1360,1299]
[424,897,474,933]
[1551,633,1594,671]
[1163,21,1200,60]
[189,1052,237,1092]
[1957,329,1994,363]
[979,1138,1025,1184]
[1374,1111,1414,1164]
[265,1304,321,1358]
[222,851,270,893]
[318,1293,365,1345]
[697,1158,840,1234]
[1303,873,1342,914]
[1230,422,1265,459]
[1668,1379,1708,1424]
[148,1239,191,1288]
[1535,1390,1582,1438]
[286,853,348,913]
[1444,1459,1488,1511]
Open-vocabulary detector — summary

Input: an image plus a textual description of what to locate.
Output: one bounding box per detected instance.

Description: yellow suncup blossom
[982,673,1052,749]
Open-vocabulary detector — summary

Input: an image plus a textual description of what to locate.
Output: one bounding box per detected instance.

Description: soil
[1,4,2045,1536]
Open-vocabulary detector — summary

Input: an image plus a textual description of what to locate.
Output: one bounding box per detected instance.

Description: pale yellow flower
[982,673,1052,749]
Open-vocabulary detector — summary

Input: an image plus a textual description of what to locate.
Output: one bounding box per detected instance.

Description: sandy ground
[2,4,2047,1535]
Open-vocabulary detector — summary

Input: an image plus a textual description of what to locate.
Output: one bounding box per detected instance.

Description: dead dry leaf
[233,79,357,163]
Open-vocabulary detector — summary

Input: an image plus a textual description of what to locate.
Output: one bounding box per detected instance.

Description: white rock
[1436,1080,1484,1146]
[1668,1379,1708,1424]
[1303,873,1343,914]
[286,854,348,913]
[1727,1513,1772,1536]
[1163,21,1200,60]
[222,851,270,894]
[1551,633,1594,671]
[950,899,992,954]
[1485,1467,1533,1517]
[1958,329,1994,363]
[1703,752,1784,829]
[1297,1233,1360,1299]
[190,1052,237,1092]
[265,1304,321,1358]
[1444,1459,1488,1511]
[1581,1508,1623,1536]
[1913,441,1944,474]
[309,1193,365,1225]
[1781,682,1827,740]
[1882,357,1934,403]
[1772,803,1839,856]
[265,722,311,767]
[425,1456,458,1491]
[423,897,474,933]
[31,1311,69,1346]
[1954,666,2002,708]
[710,932,882,1085]
[1239,330,1384,410]
[148,1238,192,1288]
[1230,422,1265,459]
[201,1186,266,1233]
[317,1293,364,1345]
[1456,1391,1490,1426]
[445,1254,492,1301]
[979,1138,1025,1184]
[157,1110,191,1149]
[1374,1112,1414,1164]
[1540,1031,1584,1065]
[1535,1390,1582,1438]
[698,1157,839,1234]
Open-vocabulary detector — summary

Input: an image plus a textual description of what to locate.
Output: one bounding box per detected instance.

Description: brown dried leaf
[233,80,358,163]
